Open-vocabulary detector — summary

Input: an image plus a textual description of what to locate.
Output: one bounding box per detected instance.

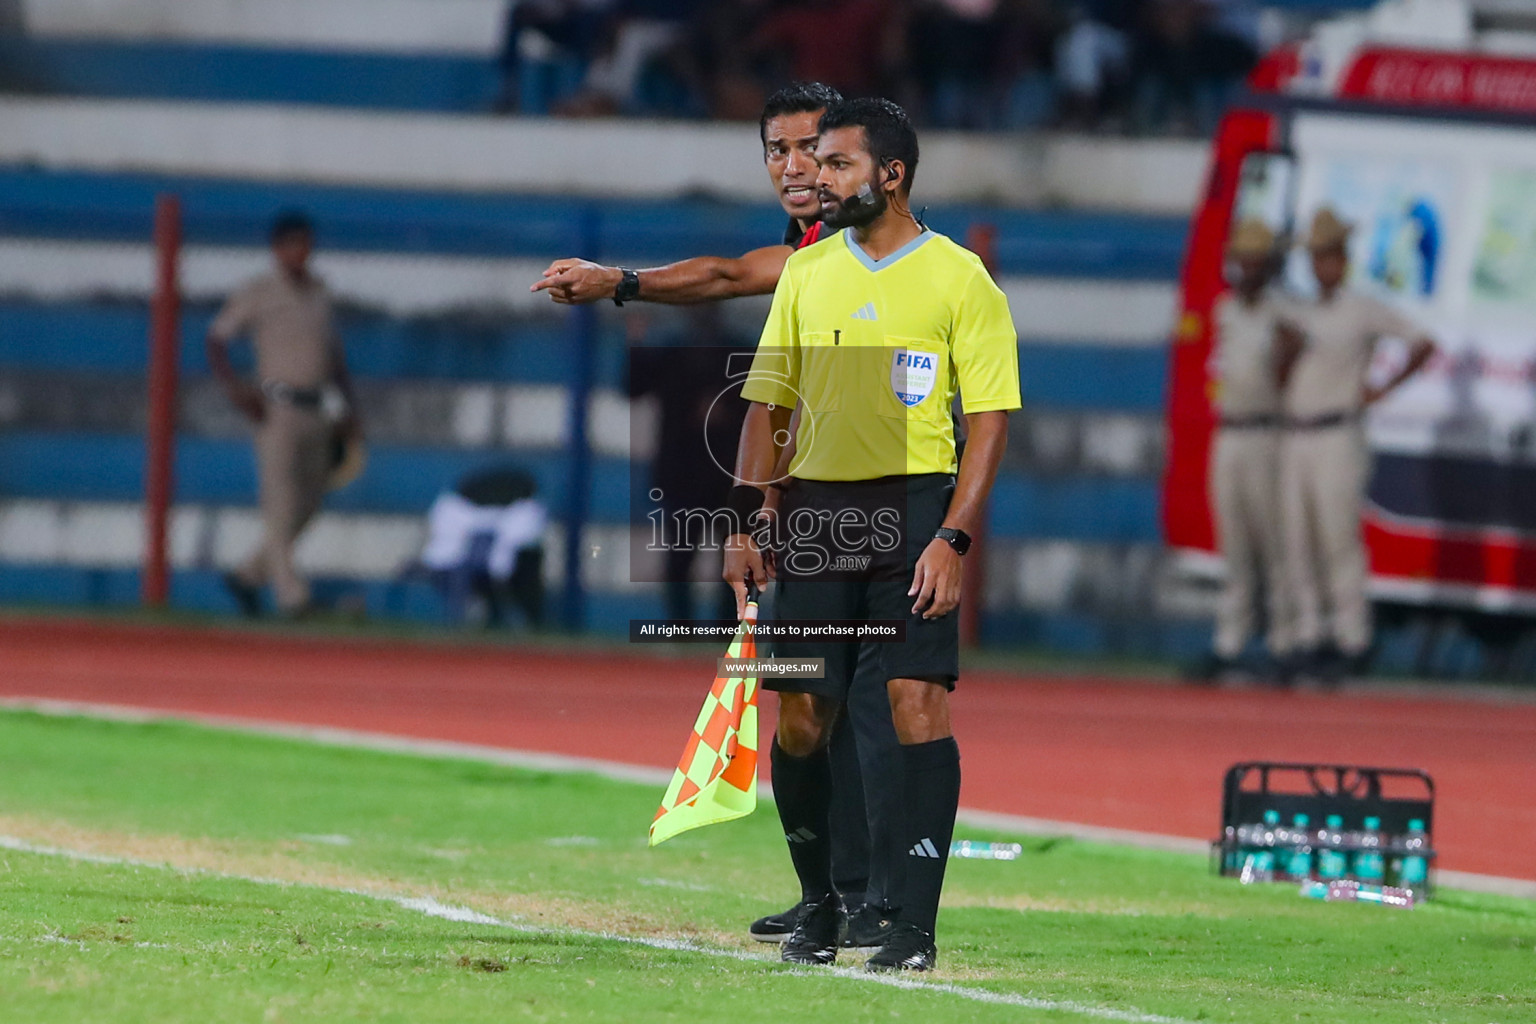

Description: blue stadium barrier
[0,432,641,520]
[0,430,1154,541]
[0,39,501,113]
[0,300,1166,401]
[989,476,1161,543]
[981,610,1211,659]
[0,564,143,608]
[0,562,671,632]
[0,169,1187,280]
[1017,344,1166,411]
[0,302,591,384]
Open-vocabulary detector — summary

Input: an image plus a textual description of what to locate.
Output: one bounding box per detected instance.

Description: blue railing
[0,182,1175,632]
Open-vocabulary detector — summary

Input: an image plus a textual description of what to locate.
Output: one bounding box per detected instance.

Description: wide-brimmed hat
[1227,218,1277,258]
[1303,207,1353,251]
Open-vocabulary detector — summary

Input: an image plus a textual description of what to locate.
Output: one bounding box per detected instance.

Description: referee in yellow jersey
[724,98,1020,972]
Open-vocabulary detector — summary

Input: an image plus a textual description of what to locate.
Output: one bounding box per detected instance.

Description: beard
[820,179,887,230]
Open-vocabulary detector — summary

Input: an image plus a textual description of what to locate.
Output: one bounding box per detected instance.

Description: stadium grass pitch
[0,710,1531,1023]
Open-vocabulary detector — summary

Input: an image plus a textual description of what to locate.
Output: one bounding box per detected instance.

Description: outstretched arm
[1364,336,1437,406]
[331,339,362,437]
[1273,319,1305,390]
[206,333,265,424]
[531,245,793,306]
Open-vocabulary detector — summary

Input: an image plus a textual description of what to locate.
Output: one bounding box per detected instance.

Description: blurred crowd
[497,0,1265,135]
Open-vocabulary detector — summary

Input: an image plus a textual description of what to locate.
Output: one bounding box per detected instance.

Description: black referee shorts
[765,473,959,699]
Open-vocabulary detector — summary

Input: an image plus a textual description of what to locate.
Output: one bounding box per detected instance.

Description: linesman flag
[648,589,760,846]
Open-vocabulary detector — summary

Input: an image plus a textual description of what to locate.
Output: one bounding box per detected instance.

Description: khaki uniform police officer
[1282,208,1436,676]
[1205,219,1297,678]
[208,212,361,618]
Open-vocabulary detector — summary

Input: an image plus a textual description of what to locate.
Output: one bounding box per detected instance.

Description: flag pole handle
[746,578,760,604]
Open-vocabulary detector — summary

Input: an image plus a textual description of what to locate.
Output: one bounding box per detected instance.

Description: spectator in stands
[491,0,1273,134]
[680,0,776,121]
[905,0,1061,129]
[909,0,1001,128]
[751,0,896,99]
[1130,0,1257,135]
[566,0,704,116]
[1054,0,1137,129]
[209,211,362,619]
[993,0,1065,127]
[495,0,614,114]
[416,467,547,628]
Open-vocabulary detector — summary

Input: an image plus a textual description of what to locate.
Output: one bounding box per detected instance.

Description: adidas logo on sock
[785,827,818,844]
[908,837,942,858]
[850,302,878,321]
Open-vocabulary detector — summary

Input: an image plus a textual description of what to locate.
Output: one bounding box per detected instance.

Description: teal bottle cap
[1408,818,1424,831]
[1263,810,1280,824]
[1326,814,1343,827]
[1364,816,1381,829]
[1293,814,1309,827]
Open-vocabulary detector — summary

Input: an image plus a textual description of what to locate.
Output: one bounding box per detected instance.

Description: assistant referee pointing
[724,98,1020,972]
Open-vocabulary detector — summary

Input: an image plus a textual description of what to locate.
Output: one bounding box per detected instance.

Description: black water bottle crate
[1211,762,1437,895]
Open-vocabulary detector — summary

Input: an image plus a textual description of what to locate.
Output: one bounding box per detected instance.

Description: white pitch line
[4,696,1536,901]
[0,833,1193,1024]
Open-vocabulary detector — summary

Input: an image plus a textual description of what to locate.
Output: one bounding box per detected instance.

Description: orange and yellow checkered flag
[648,597,760,846]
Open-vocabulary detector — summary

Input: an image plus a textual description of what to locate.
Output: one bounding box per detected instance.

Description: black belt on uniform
[262,380,327,410]
[1218,414,1281,430]
[1286,411,1359,431]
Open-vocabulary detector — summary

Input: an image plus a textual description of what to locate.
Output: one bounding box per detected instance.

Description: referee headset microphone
[820,160,922,233]
[820,160,902,229]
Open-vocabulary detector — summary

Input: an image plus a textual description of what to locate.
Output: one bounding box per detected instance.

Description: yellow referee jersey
[740,228,1021,480]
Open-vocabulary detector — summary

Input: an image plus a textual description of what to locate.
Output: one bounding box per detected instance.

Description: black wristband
[612,268,640,306]
[935,527,971,556]
[726,485,765,534]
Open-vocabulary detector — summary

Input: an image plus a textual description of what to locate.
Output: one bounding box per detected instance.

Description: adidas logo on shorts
[908,837,942,858]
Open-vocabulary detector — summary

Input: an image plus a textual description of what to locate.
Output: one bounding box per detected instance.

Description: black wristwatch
[935,527,971,556]
[612,268,641,306]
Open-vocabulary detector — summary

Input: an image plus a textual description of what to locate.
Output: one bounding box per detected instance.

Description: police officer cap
[1303,207,1353,252]
[1227,218,1277,258]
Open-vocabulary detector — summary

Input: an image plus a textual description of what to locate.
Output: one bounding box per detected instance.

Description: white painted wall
[0,498,656,594]
[0,238,1177,345]
[20,0,507,55]
[0,499,1209,616]
[0,98,1206,213]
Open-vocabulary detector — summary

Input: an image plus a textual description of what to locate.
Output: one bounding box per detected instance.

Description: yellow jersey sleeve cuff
[740,381,797,407]
[960,397,1022,414]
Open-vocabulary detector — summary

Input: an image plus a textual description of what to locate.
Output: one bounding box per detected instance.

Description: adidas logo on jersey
[850,302,878,321]
[908,837,942,858]
[785,827,819,844]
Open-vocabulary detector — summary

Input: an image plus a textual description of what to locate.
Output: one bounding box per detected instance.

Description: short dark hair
[270,210,314,243]
[818,98,919,194]
[759,82,843,148]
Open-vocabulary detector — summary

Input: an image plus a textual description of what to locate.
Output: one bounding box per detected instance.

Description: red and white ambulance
[1163,5,1536,614]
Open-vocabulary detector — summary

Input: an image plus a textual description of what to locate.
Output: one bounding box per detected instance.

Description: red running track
[2,617,1532,881]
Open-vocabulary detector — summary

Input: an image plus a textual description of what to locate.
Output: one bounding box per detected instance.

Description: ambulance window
[1231,151,1296,243]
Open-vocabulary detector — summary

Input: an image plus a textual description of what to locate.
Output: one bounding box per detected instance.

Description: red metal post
[142,194,182,608]
[960,222,999,648]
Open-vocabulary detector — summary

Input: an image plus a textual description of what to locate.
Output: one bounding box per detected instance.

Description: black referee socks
[770,737,836,902]
[898,737,961,935]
